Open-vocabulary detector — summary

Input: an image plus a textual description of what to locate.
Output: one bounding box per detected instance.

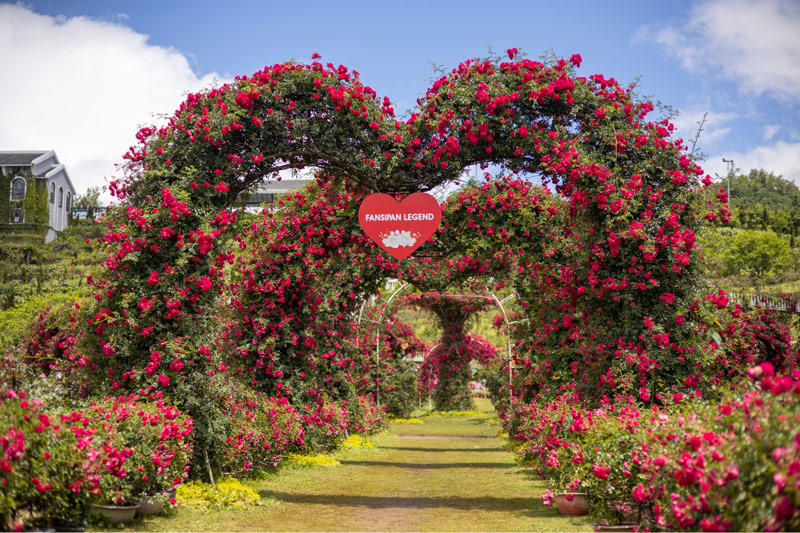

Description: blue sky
[1,0,798,195]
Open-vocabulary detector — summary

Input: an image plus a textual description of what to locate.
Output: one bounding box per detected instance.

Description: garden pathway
[141,409,592,531]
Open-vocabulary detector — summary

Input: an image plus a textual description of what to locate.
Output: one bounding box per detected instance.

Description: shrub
[505,393,593,479]
[0,291,85,351]
[383,358,419,418]
[215,387,304,473]
[0,388,193,529]
[643,367,800,531]
[389,417,423,424]
[347,395,387,435]
[299,399,349,451]
[285,452,340,467]
[341,434,374,449]
[567,401,653,525]
[713,304,799,382]
[0,390,96,530]
[177,477,263,508]
[515,366,800,530]
[81,391,194,500]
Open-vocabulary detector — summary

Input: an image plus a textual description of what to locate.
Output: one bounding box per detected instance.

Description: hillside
[726,169,800,236]
[0,221,104,348]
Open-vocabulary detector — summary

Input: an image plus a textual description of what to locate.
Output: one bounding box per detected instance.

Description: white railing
[727,292,800,312]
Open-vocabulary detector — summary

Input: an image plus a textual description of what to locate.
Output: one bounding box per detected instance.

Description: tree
[727,169,800,236]
[723,229,793,279]
[73,186,102,220]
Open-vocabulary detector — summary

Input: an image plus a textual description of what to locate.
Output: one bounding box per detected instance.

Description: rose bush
[347,395,387,435]
[643,366,800,531]
[567,398,653,525]
[214,385,304,473]
[1,390,96,530]
[0,388,192,529]
[299,398,350,451]
[404,293,498,410]
[80,391,193,500]
[512,365,800,530]
[353,308,427,415]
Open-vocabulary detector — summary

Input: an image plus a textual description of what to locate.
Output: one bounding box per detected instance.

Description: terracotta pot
[137,500,164,516]
[555,492,590,516]
[89,503,140,525]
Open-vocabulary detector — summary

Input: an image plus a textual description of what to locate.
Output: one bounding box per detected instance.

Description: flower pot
[137,500,164,516]
[555,492,590,516]
[52,521,88,532]
[89,503,140,525]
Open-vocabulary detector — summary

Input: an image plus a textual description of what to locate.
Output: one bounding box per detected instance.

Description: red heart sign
[358,193,442,260]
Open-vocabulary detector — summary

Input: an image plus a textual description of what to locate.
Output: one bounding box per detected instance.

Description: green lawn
[136,406,592,532]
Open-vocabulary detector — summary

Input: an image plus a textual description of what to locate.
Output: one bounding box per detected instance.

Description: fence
[727,292,800,313]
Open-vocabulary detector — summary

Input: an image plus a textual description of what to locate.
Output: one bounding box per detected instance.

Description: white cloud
[0,4,225,198]
[651,0,800,102]
[703,141,800,185]
[762,125,781,141]
[670,109,738,150]
[652,27,702,71]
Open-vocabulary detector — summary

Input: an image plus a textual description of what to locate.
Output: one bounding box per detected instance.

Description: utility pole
[722,158,735,208]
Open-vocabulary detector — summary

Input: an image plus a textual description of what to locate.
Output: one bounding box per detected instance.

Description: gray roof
[251,178,312,194]
[0,151,50,166]
[0,150,76,194]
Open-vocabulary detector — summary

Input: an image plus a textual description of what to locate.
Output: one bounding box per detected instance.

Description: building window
[10,177,26,201]
[9,207,24,224]
[66,192,71,212]
[50,183,55,203]
[58,187,63,208]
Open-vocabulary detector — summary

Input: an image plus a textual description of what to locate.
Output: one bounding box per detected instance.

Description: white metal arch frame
[355,281,410,405]
[484,289,516,402]
[359,282,519,406]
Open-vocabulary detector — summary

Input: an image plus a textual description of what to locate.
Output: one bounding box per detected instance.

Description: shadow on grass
[468,416,496,426]
[393,433,498,439]
[339,460,513,469]
[380,446,505,453]
[521,467,547,481]
[259,490,564,517]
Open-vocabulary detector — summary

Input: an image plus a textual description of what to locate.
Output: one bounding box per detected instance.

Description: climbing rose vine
[403,293,497,410]
[74,51,727,464]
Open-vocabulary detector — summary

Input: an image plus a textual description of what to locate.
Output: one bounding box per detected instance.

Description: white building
[0,150,76,242]
[239,168,315,209]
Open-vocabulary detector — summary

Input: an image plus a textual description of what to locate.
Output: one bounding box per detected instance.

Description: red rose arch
[82,51,728,467]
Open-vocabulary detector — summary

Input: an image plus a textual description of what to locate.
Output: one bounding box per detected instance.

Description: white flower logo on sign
[381,230,418,248]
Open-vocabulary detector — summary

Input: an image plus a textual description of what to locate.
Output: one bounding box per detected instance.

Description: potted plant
[0,393,89,531]
[545,444,590,517]
[89,442,140,525]
[570,404,654,528]
[515,394,595,516]
[91,391,193,516]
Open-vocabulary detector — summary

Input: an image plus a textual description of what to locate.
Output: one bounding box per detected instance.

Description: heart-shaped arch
[88,52,725,453]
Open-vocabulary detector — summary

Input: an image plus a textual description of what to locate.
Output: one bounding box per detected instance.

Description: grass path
[140,409,592,531]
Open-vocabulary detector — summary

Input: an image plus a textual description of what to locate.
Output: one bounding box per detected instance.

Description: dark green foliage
[383,359,419,418]
[727,169,800,236]
[0,222,103,352]
[434,366,473,411]
[0,169,49,242]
